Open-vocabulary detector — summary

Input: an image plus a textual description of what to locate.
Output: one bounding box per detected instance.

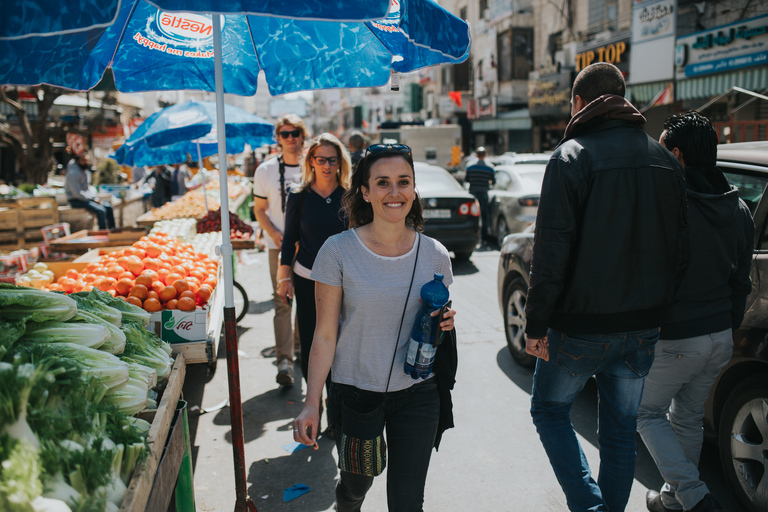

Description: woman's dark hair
[662,111,719,167]
[342,151,424,230]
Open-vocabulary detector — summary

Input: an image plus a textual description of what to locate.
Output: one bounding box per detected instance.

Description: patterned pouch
[338,399,386,477]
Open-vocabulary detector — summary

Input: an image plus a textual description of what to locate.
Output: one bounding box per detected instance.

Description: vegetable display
[0,284,174,512]
[196,208,254,240]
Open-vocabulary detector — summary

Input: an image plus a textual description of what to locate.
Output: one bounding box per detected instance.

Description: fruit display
[150,190,220,220]
[17,233,219,312]
[148,218,197,242]
[196,208,254,240]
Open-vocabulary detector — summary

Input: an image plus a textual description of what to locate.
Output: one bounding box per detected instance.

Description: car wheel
[496,215,509,243]
[503,277,535,367]
[718,372,768,512]
[454,250,473,261]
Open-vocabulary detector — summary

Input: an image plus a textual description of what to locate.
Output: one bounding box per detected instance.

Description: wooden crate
[0,198,60,249]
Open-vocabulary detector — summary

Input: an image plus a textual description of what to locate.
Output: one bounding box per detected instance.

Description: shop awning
[627,81,669,103]
[472,108,531,132]
[677,67,768,101]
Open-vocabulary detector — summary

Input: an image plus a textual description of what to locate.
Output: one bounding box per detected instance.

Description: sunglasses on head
[278,129,302,139]
[311,156,340,166]
[363,143,412,159]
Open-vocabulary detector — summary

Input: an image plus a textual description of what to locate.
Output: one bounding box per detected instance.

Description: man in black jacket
[524,63,689,512]
[638,112,754,512]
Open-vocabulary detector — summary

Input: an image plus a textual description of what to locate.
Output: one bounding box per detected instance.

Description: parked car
[415,162,480,260]
[487,163,545,242]
[496,141,768,512]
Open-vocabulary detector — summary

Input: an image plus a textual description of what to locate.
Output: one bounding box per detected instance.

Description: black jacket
[660,165,754,339]
[525,95,688,338]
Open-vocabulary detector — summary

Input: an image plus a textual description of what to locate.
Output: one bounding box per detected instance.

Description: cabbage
[86,290,149,327]
[68,311,126,355]
[68,294,122,327]
[42,344,129,392]
[0,285,77,323]
[22,323,109,350]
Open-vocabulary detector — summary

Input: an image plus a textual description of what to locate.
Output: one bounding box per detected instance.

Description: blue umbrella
[113,100,274,166]
[0,0,469,95]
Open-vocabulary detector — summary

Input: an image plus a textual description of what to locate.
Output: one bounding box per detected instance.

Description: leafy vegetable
[85,290,149,327]
[120,320,173,382]
[0,284,77,323]
[68,312,125,355]
[41,344,129,392]
[68,295,121,328]
[0,431,42,511]
[22,323,109,350]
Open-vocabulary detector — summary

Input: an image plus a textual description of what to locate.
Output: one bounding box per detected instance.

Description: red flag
[448,91,462,108]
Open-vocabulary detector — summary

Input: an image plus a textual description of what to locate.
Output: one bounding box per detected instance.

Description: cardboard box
[149,306,210,344]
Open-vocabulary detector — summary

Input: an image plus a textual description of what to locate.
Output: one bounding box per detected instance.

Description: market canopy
[0,0,470,96]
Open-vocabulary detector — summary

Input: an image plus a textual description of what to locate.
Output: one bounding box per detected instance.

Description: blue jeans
[328,379,439,512]
[68,199,115,230]
[530,328,658,512]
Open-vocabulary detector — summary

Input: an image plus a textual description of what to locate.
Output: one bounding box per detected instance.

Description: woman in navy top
[277,133,351,384]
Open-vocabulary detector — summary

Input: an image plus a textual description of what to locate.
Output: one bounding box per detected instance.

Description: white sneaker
[276,359,294,386]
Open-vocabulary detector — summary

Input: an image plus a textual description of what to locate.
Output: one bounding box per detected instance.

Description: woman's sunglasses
[363,143,412,159]
[311,156,340,166]
[278,129,302,139]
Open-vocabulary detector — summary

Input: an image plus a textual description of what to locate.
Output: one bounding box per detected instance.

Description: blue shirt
[465,160,496,193]
[280,186,348,269]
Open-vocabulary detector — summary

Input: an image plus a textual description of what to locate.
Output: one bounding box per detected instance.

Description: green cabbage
[0,285,77,323]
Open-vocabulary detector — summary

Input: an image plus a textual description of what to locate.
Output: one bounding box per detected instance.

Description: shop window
[588,0,617,33]
[497,28,534,82]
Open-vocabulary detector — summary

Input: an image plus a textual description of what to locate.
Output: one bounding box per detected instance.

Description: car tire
[718,372,768,512]
[454,250,473,261]
[496,215,509,244]
[503,277,536,368]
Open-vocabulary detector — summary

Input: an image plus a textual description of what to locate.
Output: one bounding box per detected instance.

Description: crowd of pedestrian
[244,61,748,512]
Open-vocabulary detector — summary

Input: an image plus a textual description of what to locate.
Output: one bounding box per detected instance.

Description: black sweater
[280,186,347,269]
[660,165,754,339]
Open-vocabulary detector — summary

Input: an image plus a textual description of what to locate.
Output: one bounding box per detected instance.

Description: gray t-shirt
[311,228,454,392]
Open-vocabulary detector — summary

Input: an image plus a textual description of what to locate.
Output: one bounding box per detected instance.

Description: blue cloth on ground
[283,484,310,502]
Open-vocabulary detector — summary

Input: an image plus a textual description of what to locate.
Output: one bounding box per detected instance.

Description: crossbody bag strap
[384,233,421,394]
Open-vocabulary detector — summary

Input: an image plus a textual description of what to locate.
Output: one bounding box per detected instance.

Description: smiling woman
[292,144,459,511]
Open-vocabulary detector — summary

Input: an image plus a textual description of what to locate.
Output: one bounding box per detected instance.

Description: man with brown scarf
[523,63,689,512]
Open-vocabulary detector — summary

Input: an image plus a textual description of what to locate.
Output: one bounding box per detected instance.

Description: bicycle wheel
[232,280,249,323]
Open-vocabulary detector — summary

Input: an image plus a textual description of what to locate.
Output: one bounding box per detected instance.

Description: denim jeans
[328,379,440,512]
[637,329,732,510]
[530,328,658,512]
[68,199,115,230]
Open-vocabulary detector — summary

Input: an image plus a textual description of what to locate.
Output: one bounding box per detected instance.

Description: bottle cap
[433,273,444,281]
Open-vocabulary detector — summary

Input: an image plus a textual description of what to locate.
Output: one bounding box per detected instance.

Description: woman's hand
[276,265,293,305]
[294,403,320,446]
[432,304,456,331]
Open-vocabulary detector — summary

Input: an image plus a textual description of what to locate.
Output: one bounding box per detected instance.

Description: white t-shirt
[311,229,454,392]
[253,156,301,250]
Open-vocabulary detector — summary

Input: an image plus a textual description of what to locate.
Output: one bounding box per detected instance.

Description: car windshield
[722,171,768,215]
[416,168,464,193]
[518,170,545,184]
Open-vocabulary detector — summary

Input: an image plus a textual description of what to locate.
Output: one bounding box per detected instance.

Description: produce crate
[120,353,187,512]
[49,228,146,252]
[0,197,59,249]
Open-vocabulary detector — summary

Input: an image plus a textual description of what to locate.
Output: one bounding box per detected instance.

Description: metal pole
[212,14,257,512]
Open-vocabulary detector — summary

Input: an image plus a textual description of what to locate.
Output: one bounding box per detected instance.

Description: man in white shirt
[253,114,306,386]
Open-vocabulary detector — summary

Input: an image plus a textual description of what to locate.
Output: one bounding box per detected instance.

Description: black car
[497,142,768,512]
[415,161,480,261]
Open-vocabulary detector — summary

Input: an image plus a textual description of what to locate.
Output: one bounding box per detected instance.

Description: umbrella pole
[197,142,209,211]
[212,14,258,512]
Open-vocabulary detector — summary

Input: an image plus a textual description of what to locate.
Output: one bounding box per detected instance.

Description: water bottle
[404,273,450,379]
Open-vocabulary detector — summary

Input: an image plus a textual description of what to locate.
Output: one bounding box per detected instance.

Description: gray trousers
[637,329,733,510]
[268,249,297,364]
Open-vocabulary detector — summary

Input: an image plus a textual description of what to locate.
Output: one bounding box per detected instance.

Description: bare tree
[0,85,65,184]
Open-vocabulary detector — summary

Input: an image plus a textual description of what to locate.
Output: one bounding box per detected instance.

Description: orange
[116,278,134,296]
[134,274,154,289]
[188,269,205,282]
[106,265,124,280]
[98,277,117,292]
[159,286,177,302]
[151,281,165,295]
[157,268,171,284]
[166,299,178,310]
[47,283,63,292]
[85,262,100,273]
[172,279,190,295]
[129,247,147,259]
[177,297,196,311]
[142,298,162,312]
[116,256,131,270]
[129,284,149,301]
[145,243,162,258]
[203,276,217,289]
[187,281,199,294]
[178,290,196,300]
[83,285,94,292]
[107,289,117,297]
[197,285,212,304]
[165,272,183,286]
[170,265,188,278]
[197,252,209,260]
[141,269,159,282]
[84,273,98,283]
[65,269,80,280]
[125,296,143,308]
[146,290,160,301]
[118,271,134,281]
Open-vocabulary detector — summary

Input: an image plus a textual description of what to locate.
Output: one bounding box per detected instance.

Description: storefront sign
[575,40,630,72]
[632,0,675,44]
[528,71,573,117]
[675,14,768,79]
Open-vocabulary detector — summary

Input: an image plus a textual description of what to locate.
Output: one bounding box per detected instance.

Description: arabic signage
[528,70,573,118]
[630,0,676,83]
[632,0,675,44]
[675,14,768,79]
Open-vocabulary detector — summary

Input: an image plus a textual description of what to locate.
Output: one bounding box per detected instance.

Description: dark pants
[471,190,489,238]
[68,199,115,230]
[293,273,316,382]
[328,379,440,512]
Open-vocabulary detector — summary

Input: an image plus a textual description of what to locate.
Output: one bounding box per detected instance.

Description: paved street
[182,245,743,511]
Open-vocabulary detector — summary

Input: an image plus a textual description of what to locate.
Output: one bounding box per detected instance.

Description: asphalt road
[182,244,744,512]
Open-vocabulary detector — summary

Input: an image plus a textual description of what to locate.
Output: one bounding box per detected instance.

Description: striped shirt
[465,160,496,193]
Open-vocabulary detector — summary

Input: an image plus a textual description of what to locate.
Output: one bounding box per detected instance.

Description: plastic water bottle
[404,273,450,379]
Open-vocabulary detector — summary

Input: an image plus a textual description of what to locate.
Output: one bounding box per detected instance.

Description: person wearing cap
[464,147,495,241]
